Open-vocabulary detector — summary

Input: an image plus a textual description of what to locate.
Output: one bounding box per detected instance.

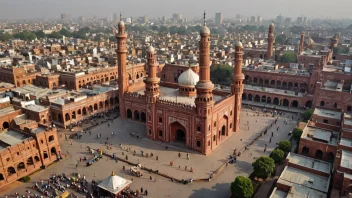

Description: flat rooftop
[0,130,30,150]
[278,166,329,194]
[313,108,342,120]
[137,86,223,106]
[0,106,16,117]
[12,84,51,98]
[269,188,287,198]
[286,152,331,174]
[344,113,352,127]
[340,137,352,147]
[244,84,304,97]
[23,104,48,112]
[30,127,46,134]
[341,150,352,170]
[302,126,338,146]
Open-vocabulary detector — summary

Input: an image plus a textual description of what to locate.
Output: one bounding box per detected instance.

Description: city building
[215,13,223,25]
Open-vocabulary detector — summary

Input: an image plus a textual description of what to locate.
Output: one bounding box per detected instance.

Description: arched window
[159,117,162,123]
[159,130,163,137]
[197,126,201,132]
[48,135,54,142]
[196,141,201,148]
[213,135,216,142]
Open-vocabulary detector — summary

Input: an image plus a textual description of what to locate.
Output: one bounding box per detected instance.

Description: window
[323,119,328,124]
[148,129,152,135]
[159,130,163,137]
[230,111,232,116]
[214,122,216,127]
[6,158,10,162]
[149,115,151,121]
[40,140,44,144]
[213,135,216,142]
[208,140,210,146]
[48,135,54,142]
[197,126,201,132]
[159,117,162,123]
[230,123,232,128]
[196,141,201,148]
[17,152,20,156]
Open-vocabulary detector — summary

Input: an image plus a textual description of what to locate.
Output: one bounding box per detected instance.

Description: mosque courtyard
[1,106,299,198]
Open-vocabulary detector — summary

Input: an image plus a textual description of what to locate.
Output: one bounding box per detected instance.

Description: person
[149,176,152,180]
[178,152,181,158]
[125,155,128,160]
[185,166,187,171]
[145,190,148,195]
[141,187,143,193]
[264,148,267,152]
[156,156,158,161]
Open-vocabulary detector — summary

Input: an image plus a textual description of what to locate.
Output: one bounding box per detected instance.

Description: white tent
[97,172,132,194]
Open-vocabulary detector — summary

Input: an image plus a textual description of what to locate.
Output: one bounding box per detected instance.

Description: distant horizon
[0,0,351,20]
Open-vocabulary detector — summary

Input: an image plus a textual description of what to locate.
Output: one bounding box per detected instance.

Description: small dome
[118,20,125,27]
[200,26,210,34]
[269,23,275,28]
[178,68,199,86]
[147,46,155,54]
[235,41,243,47]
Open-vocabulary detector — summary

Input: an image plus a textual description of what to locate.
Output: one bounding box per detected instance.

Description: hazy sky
[0,0,351,20]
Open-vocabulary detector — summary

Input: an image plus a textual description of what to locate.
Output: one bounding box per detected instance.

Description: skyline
[0,0,351,20]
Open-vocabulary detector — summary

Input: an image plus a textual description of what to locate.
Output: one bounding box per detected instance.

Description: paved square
[1,107,298,198]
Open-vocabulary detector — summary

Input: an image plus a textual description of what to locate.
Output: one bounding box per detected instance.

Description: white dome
[118,20,125,27]
[178,68,199,86]
[147,46,155,54]
[200,26,210,34]
[235,41,243,47]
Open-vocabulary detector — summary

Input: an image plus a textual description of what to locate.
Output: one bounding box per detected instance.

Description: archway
[105,77,109,82]
[253,77,258,84]
[110,97,114,105]
[136,74,139,79]
[270,80,275,87]
[248,94,253,101]
[77,109,81,115]
[273,97,279,105]
[305,101,312,108]
[26,157,34,165]
[2,122,9,129]
[302,146,309,155]
[82,107,87,115]
[254,95,260,102]
[327,152,334,162]
[333,103,337,108]
[348,106,352,112]
[127,109,132,118]
[261,95,266,103]
[259,78,263,86]
[7,167,16,176]
[94,103,98,110]
[277,81,281,87]
[134,110,140,121]
[43,151,48,159]
[99,101,103,109]
[282,81,287,88]
[288,82,293,89]
[34,156,40,162]
[71,111,76,119]
[58,114,62,122]
[315,150,323,160]
[170,121,187,143]
[242,93,247,100]
[291,100,298,107]
[264,79,269,86]
[17,162,25,171]
[0,174,4,181]
[221,125,226,136]
[141,112,146,122]
[65,113,70,121]
[283,99,289,107]
[267,97,272,104]
[320,101,325,107]
[105,100,109,107]
[51,147,57,155]
[115,96,119,104]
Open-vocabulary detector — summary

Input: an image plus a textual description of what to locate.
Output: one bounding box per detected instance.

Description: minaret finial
[120,12,122,21]
[203,10,206,26]
[188,60,191,68]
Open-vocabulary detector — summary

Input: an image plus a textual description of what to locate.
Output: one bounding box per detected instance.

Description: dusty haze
[0,0,350,19]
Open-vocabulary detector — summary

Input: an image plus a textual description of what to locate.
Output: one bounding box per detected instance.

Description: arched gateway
[170,121,187,144]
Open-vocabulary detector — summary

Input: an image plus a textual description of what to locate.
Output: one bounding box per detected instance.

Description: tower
[298,32,305,56]
[266,23,275,59]
[232,41,245,132]
[195,11,214,154]
[116,14,128,118]
[144,46,160,140]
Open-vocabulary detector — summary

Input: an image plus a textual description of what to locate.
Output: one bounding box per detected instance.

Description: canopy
[97,172,132,194]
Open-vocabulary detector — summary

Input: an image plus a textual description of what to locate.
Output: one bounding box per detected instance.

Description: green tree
[252,156,275,179]
[0,32,13,41]
[292,128,303,140]
[289,25,305,34]
[257,26,266,32]
[13,30,36,41]
[109,36,117,42]
[275,34,287,45]
[333,47,350,55]
[210,65,233,86]
[22,176,31,182]
[34,30,46,39]
[280,51,297,63]
[270,149,285,163]
[279,140,292,152]
[302,109,313,122]
[159,26,168,33]
[59,28,73,37]
[49,31,63,39]
[230,176,253,198]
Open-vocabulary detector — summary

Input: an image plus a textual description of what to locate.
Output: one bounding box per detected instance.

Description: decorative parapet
[156,98,195,111]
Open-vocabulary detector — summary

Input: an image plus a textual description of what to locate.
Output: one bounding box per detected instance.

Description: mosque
[116,16,244,155]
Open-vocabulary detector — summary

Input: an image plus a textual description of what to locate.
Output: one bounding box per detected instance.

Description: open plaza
[0,106,298,198]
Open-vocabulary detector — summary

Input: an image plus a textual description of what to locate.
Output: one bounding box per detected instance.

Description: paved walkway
[242,101,305,114]
[1,108,298,198]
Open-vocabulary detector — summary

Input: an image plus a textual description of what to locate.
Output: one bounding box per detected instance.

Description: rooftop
[341,150,352,170]
[286,153,331,174]
[0,106,16,117]
[301,126,338,146]
[244,84,304,97]
[0,130,30,150]
[30,127,46,134]
[23,104,48,112]
[313,108,342,120]
[12,84,51,98]
[277,166,329,194]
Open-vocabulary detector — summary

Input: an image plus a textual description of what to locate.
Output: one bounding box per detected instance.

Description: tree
[252,156,275,179]
[279,140,292,152]
[13,31,36,41]
[34,30,46,39]
[289,25,305,34]
[159,26,168,33]
[22,176,31,182]
[0,32,13,41]
[302,109,313,122]
[109,36,117,42]
[49,31,63,39]
[59,28,73,37]
[275,34,287,45]
[333,47,350,55]
[230,176,253,198]
[210,65,233,86]
[280,51,297,63]
[292,128,303,140]
[270,149,285,163]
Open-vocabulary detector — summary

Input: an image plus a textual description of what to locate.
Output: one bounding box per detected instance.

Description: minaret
[116,14,128,118]
[266,22,275,59]
[232,41,245,132]
[298,32,305,55]
[195,11,214,154]
[144,46,160,140]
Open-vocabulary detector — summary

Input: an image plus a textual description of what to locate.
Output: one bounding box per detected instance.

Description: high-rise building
[162,16,166,22]
[215,13,223,24]
[113,13,118,21]
[78,16,85,22]
[276,15,284,23]
[60,13,71,21]
[257,16,263,23]
[250,16,256,23]
[172,13,182,22]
